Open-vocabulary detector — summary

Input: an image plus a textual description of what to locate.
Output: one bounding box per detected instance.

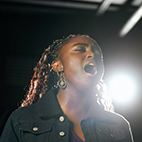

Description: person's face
[56,36,104,91]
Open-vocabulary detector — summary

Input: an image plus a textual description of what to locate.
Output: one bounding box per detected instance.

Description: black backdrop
[0,1,142,141]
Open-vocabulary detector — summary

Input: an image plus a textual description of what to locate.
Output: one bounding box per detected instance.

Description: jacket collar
[37,88,105,120]
[38,88,63,119]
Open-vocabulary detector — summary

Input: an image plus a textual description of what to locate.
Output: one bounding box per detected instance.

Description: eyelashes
[74,48,86,52]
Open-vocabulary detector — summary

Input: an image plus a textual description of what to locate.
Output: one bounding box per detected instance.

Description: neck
[57,86,95,122]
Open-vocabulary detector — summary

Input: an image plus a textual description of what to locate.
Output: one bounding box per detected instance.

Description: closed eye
[74,48,86,53]
[72,43,88,53]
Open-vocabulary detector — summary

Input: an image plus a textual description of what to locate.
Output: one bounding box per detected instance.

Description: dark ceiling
[0,0,142,141]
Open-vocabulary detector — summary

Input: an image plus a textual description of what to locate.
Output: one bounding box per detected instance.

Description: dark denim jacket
[0,89,134,142]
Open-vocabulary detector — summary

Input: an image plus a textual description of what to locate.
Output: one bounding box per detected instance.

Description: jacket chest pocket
[19,122,52,142]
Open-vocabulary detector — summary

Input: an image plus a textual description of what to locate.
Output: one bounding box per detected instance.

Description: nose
[86,50,95,59]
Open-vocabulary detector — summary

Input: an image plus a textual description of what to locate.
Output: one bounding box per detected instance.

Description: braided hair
[21,34,113,112]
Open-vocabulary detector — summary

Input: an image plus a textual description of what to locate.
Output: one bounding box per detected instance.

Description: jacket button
[33,127,38,131]
[59,116,64,122]
[59,131,65,136]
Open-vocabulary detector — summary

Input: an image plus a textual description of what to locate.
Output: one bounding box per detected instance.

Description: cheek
[64,58,81,76]
[62,56,82,79]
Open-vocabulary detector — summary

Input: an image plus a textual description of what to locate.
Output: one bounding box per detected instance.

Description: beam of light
[107,74,137,103]
[96,0,114,15]
[11,1,98,10]
[131,0,142,6]
[119,5,142,37]
[77,0,103,2]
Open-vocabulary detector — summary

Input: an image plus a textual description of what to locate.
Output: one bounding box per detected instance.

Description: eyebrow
[72,43,89,48]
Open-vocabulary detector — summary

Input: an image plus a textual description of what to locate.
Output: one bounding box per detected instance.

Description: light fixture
[96,0,114,15]
[119,5,142,37]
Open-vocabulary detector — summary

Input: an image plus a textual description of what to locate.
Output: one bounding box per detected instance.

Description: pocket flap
[19,122,52,134]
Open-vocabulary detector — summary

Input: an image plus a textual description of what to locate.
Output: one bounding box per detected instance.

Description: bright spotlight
[107,74,136,103]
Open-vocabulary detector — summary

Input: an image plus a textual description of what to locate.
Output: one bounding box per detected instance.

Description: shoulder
[106,111,130,126]
[10,102,39,125]
[82,111,133,141]
[95,110,130,127]
[83,106,130,129]
[0,101,55,142]
[87,103,130,125]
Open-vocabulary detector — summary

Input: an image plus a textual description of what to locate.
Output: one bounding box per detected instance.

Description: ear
[52,60,63,73]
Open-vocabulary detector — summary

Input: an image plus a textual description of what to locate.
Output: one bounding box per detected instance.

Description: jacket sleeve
[81,111,134,142]
[0,113,19,142]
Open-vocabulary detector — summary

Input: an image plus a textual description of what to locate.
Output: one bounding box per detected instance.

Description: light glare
[108,74,136,103]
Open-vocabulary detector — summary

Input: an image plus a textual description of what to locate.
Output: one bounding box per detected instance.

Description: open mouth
[84,63,97,75]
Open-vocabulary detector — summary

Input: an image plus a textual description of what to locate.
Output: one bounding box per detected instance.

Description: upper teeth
[88,63,94,66]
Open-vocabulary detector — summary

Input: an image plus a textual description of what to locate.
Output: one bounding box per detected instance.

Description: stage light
[107,73,136,103]
[119,5,142,37]
[96,0,113,15]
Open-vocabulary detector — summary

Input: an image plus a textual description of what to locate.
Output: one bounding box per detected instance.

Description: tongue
[84,64,95,74]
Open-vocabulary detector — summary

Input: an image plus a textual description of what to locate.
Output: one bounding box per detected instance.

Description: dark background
[0,1,142,141]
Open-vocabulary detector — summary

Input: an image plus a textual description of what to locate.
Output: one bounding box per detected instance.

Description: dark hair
[21,34,113,111]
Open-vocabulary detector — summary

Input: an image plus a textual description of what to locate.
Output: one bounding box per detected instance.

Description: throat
[84,64,96,74]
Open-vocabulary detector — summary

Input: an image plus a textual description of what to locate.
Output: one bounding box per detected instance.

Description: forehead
[66,36,98,47]
[59,36,101,53]
[58,36,103,59]
[59,36,101,56]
